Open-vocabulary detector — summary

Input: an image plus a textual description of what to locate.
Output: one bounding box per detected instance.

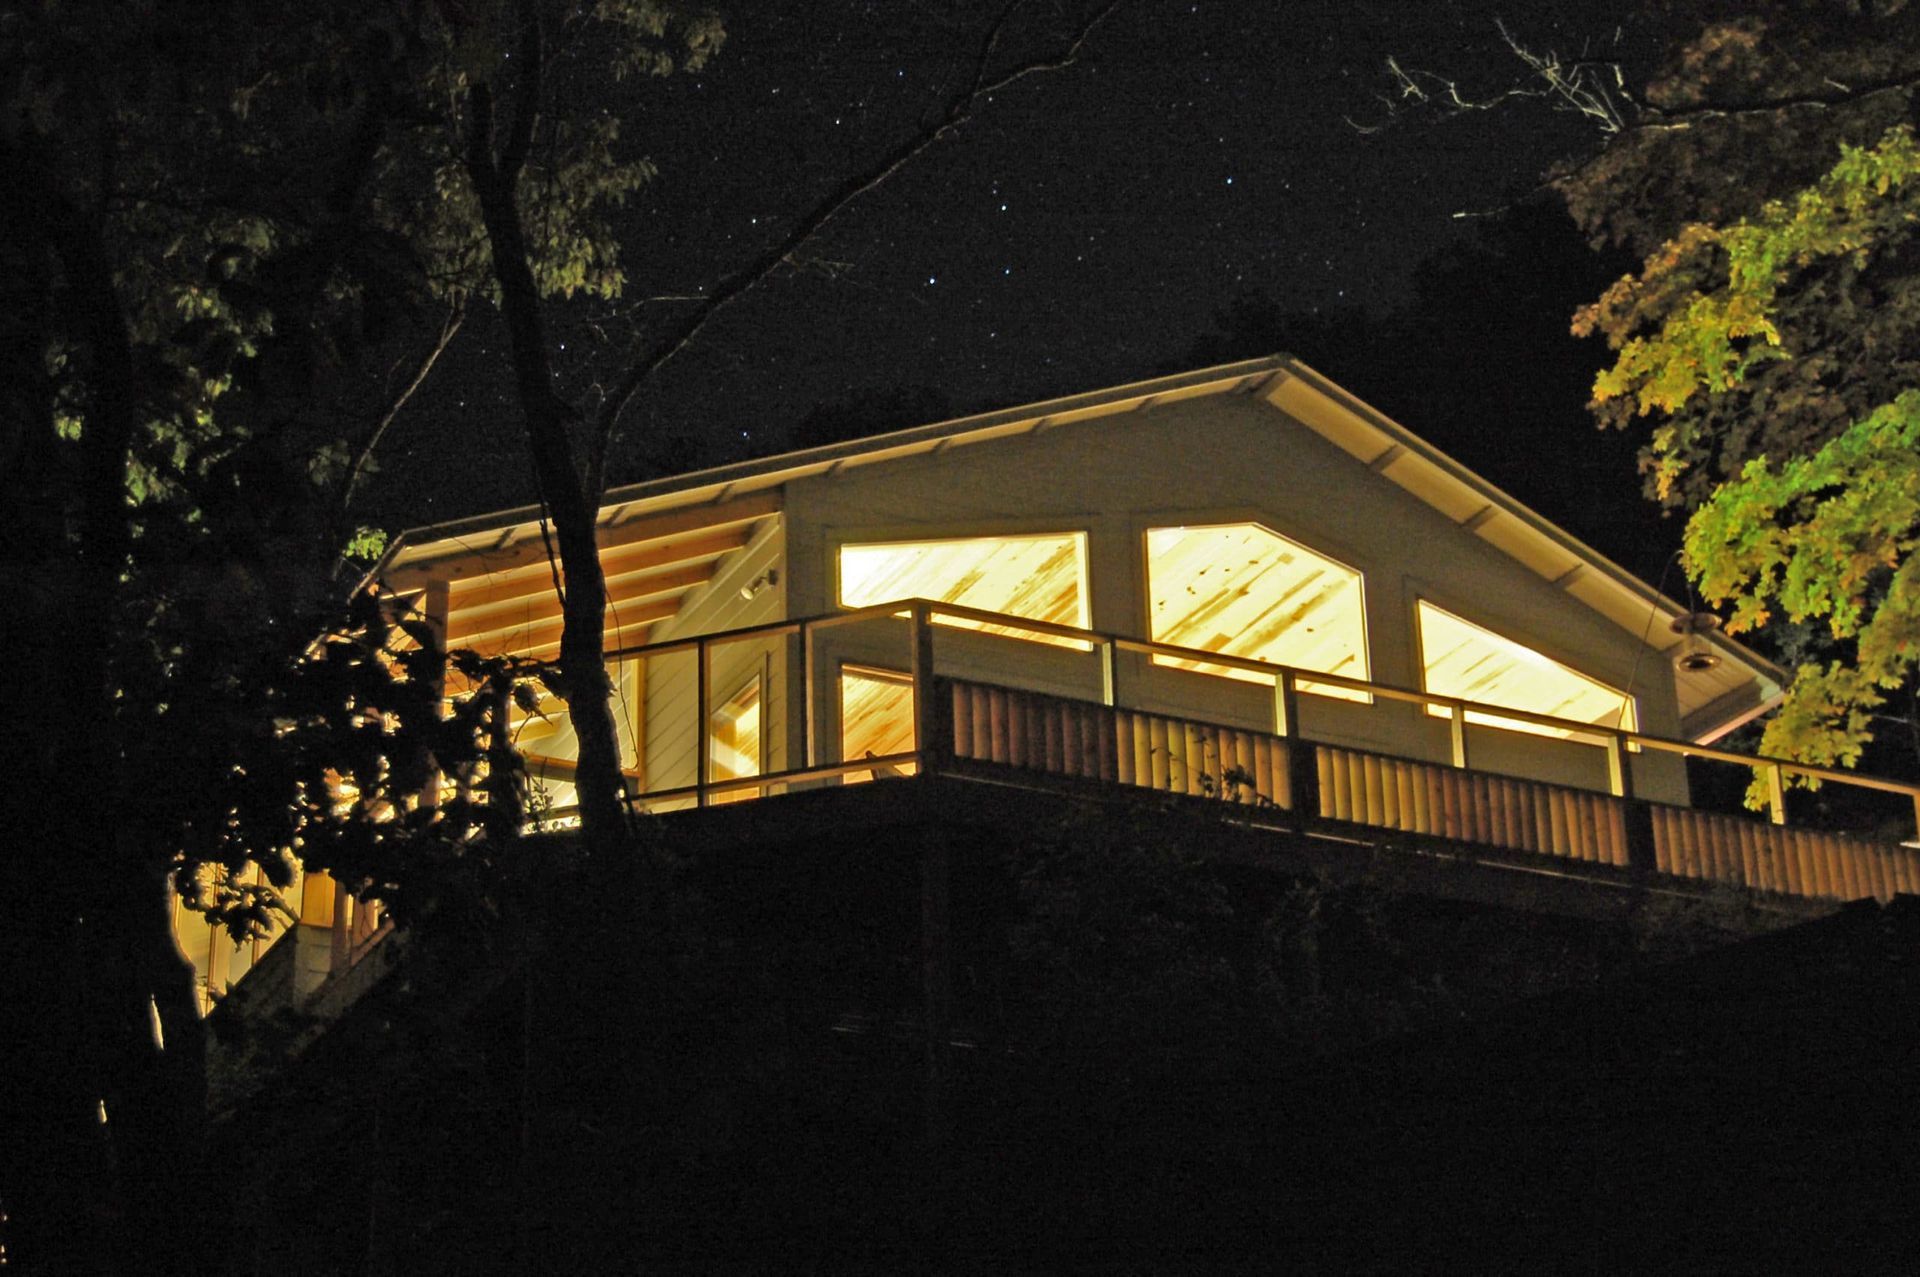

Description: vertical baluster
[1550,790,1574,860]
[1042,698,1063,776]
[1362,752,1385,826]
[1325,749,1350,822]
[950,684,973,758]
[1315,745,1334,820]
[1105,702,1121,783]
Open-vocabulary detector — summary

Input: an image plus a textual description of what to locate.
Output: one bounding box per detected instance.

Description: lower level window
[839,664,917,782]
[709,676,764,800]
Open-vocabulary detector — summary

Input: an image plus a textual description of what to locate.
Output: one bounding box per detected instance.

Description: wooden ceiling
[386,492,778,662]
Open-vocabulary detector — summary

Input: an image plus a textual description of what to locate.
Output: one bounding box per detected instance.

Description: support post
[920,826,952,1151]
[1605,734,1631,799]
[1100,638,1118,708]
[802,620,819,768]
[1272,669,1300,739]
[910,603,937,769]
[1449,704,1469,770]
[1276,672,1319,818]
[1766,763,1788,826]
[695,638,710,807]
[1609,733,1657,877]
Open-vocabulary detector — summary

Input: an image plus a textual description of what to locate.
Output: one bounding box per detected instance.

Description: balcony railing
[563,599,1920,904]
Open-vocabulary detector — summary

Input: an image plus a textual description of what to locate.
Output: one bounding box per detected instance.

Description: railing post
[910,603,937,770]
[1449,704,1469,770]
[695,637,710,807]
[1272,669,1300,739]
[1610,733,1657,878]
[1605,734,1632,799]
[1274,671,1320,818]
[802,620,819,769]
[1766,763,1788,826]
[1100,638,1118,708]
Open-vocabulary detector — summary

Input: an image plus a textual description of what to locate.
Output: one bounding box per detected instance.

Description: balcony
[521,599,1920,905]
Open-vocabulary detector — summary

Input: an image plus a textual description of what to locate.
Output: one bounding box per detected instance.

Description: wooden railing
[1314,743,1631,871]
[582,599,1920,905]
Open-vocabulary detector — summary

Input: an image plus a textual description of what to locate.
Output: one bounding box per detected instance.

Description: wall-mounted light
[1670,611,1724,673]
[739,568,779,602]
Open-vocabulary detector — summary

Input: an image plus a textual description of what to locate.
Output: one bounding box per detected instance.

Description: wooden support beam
[382,490,780,591]
[454,597,684,658]
[445,562,713,643]
[445,529,754,611]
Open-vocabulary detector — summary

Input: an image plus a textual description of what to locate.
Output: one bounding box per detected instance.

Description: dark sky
[374,0,1675,575]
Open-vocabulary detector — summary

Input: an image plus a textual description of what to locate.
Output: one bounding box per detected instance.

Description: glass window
[837,532,1089,644]
[1146,523,1369,700]
[1417,600,1635,738]
[839,665,917,783]
[709,676,764,792]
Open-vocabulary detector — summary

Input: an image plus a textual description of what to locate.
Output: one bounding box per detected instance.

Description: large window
[1146,523,1369,698]
[837,532,1089,643]
[1417,600,1635,738]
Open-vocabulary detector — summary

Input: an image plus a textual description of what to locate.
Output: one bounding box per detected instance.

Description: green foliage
[5,0,722,932]
[1577,126,1920,791]
[1578,126,1920,500]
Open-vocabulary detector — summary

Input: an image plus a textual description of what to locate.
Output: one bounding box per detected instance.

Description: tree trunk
[0,189,211,1272]
[464,111,630,862]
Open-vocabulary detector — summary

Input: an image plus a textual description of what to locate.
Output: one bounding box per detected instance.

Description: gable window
[837,532,1089,644]
[1416,600,1635,738]
[1146,523,1369,700]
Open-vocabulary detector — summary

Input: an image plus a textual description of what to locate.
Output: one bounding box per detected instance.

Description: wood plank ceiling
[386,493,779,663]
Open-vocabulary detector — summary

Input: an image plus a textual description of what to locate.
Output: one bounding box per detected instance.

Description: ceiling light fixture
[1670,611,1724,673]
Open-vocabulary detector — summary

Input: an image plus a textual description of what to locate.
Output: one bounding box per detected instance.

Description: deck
[561,600,1920,907]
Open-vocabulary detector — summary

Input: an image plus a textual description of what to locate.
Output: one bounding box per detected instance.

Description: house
[175,355,1920,1007]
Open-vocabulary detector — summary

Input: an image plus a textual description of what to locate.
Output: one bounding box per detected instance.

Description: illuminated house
[179,355,1920,1007]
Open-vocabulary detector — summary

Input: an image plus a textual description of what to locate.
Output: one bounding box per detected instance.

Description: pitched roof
[376,355,1784,741]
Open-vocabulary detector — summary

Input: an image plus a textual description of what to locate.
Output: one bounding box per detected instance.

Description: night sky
[372,0,1678,580]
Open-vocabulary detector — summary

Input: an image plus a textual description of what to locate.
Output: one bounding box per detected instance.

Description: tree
[0,4,575,1265]
[1365,3,1920,786]
[2,0,1127,1262]
[454,0,1123,862]
[1547,4,1920,785]
[1577,125,1920,783]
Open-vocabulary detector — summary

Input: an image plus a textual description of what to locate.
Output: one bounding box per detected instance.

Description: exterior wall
[642,520,788,792]
[781,393,1691,804]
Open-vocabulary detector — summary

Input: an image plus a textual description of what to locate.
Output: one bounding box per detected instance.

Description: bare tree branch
[585,0,1126,480]
[339,300,467,512]
[1350,21,1630,136]
[1357,19,1920,142]
[1636,70,1920,131]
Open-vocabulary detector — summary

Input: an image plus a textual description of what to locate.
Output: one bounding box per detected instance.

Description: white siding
[781,395,1691,804]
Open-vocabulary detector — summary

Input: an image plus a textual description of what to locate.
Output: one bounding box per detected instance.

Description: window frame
[832,529,1094,634]
[1412,597,1639,739]
[1140,519,1373,700]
